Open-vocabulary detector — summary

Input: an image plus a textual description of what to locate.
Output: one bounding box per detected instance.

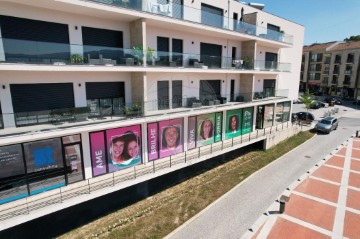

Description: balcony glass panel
[86,0,293,44]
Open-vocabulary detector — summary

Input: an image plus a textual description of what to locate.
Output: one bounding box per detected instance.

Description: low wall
[263,124,301,150]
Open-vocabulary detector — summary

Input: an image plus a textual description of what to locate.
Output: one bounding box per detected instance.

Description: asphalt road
[166,110,360,239]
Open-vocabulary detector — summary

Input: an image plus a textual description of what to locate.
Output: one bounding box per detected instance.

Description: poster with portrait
[90,131,107,177]
[188,116,196,150]
[196,113,215,147]
[106,125,142,172]
[159,118,184,158]
[214,112,223,142]
[275,103,284,124]
[225,109,242,139]
[241,107,254,134]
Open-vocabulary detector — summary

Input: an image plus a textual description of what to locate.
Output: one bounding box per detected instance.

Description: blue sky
[253,0,360,45]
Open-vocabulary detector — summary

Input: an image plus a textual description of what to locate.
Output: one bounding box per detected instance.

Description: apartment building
[302,41,360,98]
[0,0,304,229]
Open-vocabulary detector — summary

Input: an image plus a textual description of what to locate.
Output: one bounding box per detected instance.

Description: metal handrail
[0,122,296,222]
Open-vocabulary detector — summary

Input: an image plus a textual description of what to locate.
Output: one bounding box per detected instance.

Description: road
[166,108,360,239]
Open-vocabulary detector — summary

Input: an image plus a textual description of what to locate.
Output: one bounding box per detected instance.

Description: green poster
[225,109,242,139]
[241,107,253,134]
[196,113,215,147]
[214,112,223,142]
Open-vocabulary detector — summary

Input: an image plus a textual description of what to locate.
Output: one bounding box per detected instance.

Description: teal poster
[225,109,242,139]
[241,107,253,134]
[214,112,223,142]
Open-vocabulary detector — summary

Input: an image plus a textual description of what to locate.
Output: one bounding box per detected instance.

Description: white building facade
[0,0,304,229]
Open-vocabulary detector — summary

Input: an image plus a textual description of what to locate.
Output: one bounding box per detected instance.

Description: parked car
[353,100,360,105]
[296,112,315,121]
[313,91,324,96]
[293,98,303,104]
[315,117,338,134]
[334,99,342,105]
[310,100,325,109]
[291,113,299,123]
[324,97,335,103]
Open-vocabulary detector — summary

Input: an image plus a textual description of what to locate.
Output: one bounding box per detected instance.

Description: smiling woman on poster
[200,118,213,140]
[161,125,181,153]
[109,135,126,164]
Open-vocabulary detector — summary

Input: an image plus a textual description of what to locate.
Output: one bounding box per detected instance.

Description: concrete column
[81,132,93,180]
[0,25,5,62]
[73,81,87,107]
[0,84,16,128]
[68,24,83,57]
[142,121,149,164]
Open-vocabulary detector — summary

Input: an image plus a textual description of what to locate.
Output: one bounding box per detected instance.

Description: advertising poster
[106,125,142,172]
[147,123,159,161]
[188,116,196,150]
[90,132,107,177]
[196,113,215,147]
[264,104,274,128]
[241,107,253,134]
[225,109,242,139]
[214,112,223,142]
[23,138,63,173]
[0,144,25,178]
[159,118,184,158]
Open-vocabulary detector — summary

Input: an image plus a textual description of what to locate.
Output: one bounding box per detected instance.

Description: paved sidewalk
[245,135,360,239]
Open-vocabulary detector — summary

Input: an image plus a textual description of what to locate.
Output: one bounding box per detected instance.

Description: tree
[344,35,360,42]
[300,89,315,122]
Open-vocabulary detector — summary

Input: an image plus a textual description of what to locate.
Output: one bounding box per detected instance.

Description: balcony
[323,70,329,75]
[331,80,338,85]
[0,38,291,72]
[86,0,294,44]
[344,70,352,74]
[0,90,288,134]
[322,80,328,85]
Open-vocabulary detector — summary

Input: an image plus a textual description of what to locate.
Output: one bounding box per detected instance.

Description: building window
[345,65,353,74]
[333,65,339,74]
[311,53,323,62]
[334,54,341,64]
[347,53,354,63]
[201,3,223,28]
[344,75,351,85]
[332,75,338,84]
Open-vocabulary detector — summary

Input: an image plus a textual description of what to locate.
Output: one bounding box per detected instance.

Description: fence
[0,122,295,223]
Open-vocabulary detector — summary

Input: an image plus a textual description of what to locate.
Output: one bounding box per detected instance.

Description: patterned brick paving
[325,155,345,168]
[267,217,330,239]
[250,137,360,239]
[294,178,339,203]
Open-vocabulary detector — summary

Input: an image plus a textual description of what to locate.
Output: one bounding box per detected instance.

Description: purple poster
[90,132,107,177]
[147,123,159,161]
[188,116,196,150]
[159,118,184,158]
[106,125,142,172]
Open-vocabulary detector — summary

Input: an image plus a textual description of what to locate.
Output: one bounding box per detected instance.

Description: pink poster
[159,118,184,158]
[90,131,107,176]
[147,123,159,161]
[187,116,196,150]
[106,125,142,172]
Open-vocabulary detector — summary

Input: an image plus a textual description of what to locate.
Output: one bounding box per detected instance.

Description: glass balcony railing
[0,90,288,134]
[86,0,294,44]
[0,38,291,72]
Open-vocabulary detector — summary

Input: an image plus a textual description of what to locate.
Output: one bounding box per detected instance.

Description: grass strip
[60,131,314,239]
